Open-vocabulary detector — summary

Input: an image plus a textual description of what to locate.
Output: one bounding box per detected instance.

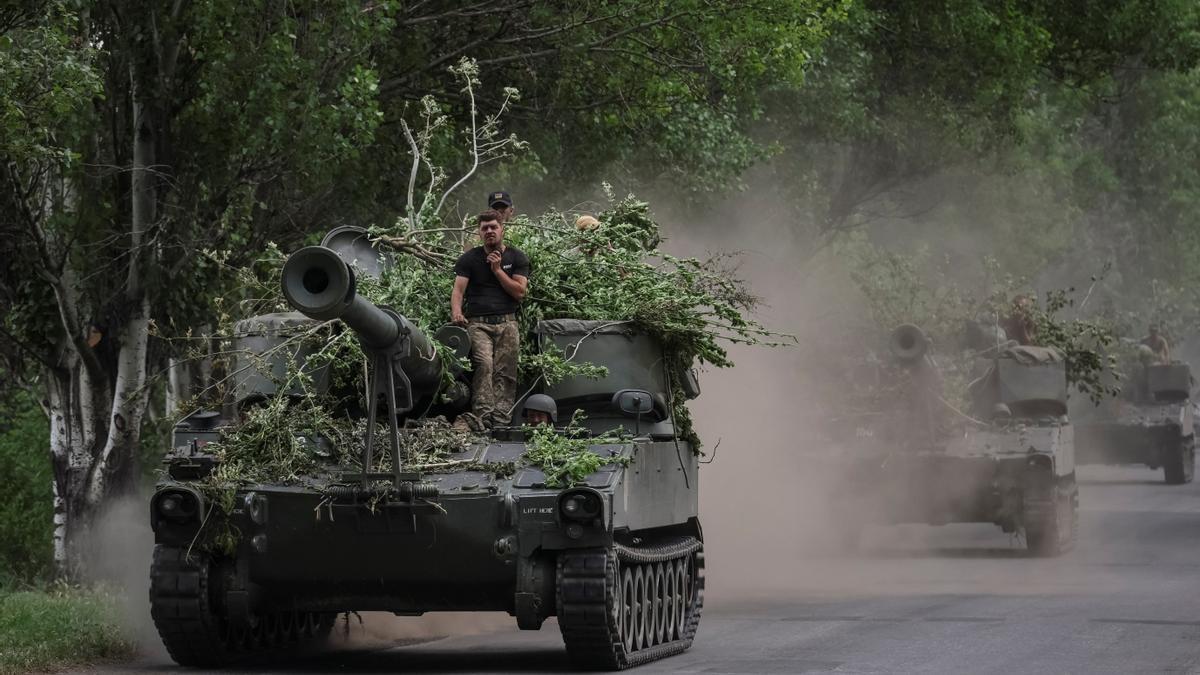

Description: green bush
[0,586,134,674]
[0,399,52,583]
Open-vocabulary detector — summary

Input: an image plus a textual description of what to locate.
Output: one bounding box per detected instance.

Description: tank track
[557,536,704,670]
[150,545,334,667]
[1163,436,1195,485]
[1023,475,1078,557]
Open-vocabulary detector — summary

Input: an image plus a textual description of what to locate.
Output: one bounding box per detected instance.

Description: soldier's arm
[451,276,469,325]
[494,271,527,301]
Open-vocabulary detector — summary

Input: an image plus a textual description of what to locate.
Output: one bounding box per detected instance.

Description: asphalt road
[89,464,1200,675]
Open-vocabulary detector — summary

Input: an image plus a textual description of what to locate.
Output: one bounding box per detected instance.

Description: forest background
[3,0,1200,666]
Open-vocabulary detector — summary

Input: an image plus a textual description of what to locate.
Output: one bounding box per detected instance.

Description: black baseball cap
[488,190,512,208]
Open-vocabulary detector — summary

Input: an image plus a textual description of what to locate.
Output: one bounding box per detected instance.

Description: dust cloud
[650,185,1079,606]
[79,493,167,660]
[654,204,877,603]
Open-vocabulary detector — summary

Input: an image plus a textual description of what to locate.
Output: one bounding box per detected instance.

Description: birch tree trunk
[42,61,157,580]
[47,358,99,577]
[84,66,156,506]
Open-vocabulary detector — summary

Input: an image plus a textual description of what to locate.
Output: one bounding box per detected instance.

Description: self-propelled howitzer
[833,325,1078,556]
[1073,358,1195,484]
[149,231,705,670]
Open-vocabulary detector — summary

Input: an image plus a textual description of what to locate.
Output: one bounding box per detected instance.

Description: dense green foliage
[524,414,630,488]
[0,586,133,674]
[1,0,403,367]
[0,402,51,584]
[371,191,777,368]
[368,1,847,194]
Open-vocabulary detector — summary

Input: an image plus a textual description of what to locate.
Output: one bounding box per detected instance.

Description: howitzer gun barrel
[281,245,441,391]
[890,323,930,363]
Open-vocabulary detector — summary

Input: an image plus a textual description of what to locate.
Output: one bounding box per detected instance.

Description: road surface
[90,464,1200,674]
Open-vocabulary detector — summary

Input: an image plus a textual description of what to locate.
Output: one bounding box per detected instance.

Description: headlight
[558,488,603,523]
[154,487,202,524]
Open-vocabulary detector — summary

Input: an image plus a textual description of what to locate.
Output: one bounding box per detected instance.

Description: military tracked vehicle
[1073,356,1195,484]
[834,325,1077,556]
[149,229,704,670]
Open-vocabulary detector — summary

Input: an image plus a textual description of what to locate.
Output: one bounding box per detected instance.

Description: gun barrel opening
[282,246,356,320]
[303,266,330,295]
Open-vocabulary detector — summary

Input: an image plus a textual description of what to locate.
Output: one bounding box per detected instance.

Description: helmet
[523,394,558,423]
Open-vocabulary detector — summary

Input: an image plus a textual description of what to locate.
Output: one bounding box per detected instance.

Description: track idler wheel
[557,536,704,670]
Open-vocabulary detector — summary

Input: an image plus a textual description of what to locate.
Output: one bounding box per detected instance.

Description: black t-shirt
[453,245,531,317]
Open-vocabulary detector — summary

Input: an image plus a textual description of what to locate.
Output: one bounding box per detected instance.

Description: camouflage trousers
[467,318,519,427]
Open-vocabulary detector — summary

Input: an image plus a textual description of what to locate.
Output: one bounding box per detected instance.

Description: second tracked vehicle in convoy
[1073,353,1195,484]
[148,228,705,670]
[834,325,1077,556]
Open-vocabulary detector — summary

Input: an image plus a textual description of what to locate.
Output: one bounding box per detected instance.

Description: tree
[365,0,846,199]
[0,0,395,578]
[737,0,1200,248]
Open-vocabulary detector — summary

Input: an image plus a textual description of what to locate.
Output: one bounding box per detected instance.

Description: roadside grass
[0,585,134,674]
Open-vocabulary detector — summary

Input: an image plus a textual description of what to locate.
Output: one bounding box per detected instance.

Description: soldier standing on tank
[1141,324,1171,364]
[451,209,531,428]
[488,190,515,224]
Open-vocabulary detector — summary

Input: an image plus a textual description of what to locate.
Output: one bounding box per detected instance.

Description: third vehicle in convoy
[1073,348,1195,484]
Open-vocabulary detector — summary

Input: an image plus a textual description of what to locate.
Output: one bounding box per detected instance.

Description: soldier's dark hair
[478,209,502,225]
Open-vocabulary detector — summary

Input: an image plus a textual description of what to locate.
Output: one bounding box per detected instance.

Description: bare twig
[400,119,421,225]
[435,62,481,215]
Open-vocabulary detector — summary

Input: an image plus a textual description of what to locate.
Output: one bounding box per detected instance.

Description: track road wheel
[557,537,704,670]
[149,545,333,666]
[1164,441,1195,485]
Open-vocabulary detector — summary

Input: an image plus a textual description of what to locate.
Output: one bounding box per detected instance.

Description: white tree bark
[87,298,151,508]
[47,355,105,578]
[166,357,191,417]
[84,63,155,508]
[48,375,72,576]
[43,58,159,579]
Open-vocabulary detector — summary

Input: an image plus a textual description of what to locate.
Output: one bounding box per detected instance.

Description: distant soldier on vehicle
[1141,324,1171,364]
[451,209,531,428]
[574,214,611,257]
[1002,294,1038,346]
